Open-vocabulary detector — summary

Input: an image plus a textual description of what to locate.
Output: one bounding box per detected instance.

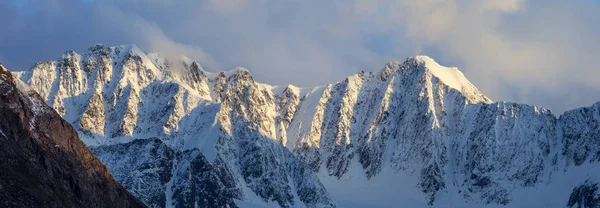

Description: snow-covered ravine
[10,44,600,207]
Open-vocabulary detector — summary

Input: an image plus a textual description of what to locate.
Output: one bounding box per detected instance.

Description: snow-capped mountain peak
[11,44,600,208]
[412,55,478,92]
[14,45,336,207]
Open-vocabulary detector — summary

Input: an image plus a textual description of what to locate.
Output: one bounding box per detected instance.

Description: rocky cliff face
[0,64,144,207]
[13,44,600,207]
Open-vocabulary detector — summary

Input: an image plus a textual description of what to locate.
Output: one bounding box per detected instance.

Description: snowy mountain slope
[14,44,334,208]
[13,44,600,207]
[91,138,239,208]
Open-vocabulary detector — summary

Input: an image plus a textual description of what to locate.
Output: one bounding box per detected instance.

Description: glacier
[10,44,600,207]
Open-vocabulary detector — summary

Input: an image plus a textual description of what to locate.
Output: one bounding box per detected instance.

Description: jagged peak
[24,44,166,85]
[221,67,253,84]
[0,63,13,84]
[145,52,251,82]
[61,49,80,60]
[60,44,145,62]
[283,84,301,95]
[0,64,35,96]
[88,43,110,51]
[87,44,146,61]
[87,44,113,57]
[261,84,301,97]
[379,55,475,91]
[206,67,253,81]
[111,44,144,56]
[146,53,205,76]
[0,63,7,73]
[180,56,201,69]
[410,56,491,103]
[378,61,401,81]
[374,55,492,104]
[223,67,250,76]
[407,55,473,92]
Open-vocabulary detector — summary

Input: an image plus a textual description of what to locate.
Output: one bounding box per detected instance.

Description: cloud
[90,2,219,69]
[0,0,217,70]
[1,0,599,113]
[393,0,600,112]
[481,0,526,12]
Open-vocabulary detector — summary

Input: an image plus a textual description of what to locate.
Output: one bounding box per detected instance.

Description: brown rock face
[0,64,145,208]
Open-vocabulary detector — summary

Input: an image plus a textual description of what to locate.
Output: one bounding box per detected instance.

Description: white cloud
[481,0,526,12]
[391,0,600,112]
[93,3,219,69]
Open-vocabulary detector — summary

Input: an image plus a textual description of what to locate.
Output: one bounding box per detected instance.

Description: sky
[1,0,599,114]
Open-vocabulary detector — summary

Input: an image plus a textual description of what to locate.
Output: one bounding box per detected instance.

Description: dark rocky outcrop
[0,64,145,208]
[568,181,600,208]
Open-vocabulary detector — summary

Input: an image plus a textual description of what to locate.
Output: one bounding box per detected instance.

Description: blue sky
[1,0,600,113]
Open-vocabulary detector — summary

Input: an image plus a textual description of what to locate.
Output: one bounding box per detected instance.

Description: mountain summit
[11,44,600,207]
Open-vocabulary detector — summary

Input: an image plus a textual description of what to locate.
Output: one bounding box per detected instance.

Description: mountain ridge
[9,44,600,207]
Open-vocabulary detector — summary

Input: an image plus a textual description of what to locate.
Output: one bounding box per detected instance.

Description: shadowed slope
[0,64,145,208]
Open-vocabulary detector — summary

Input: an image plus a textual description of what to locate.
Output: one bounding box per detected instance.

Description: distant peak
[112,44,144,56]
[223,67,250,76]
[62,44,146,61]
[404,55,449,71]
[0,63,16,85]
[63,49,79,57]
[114,44,140,50]
[283,84,301,95]
[180,56,195,65]
[376,55,491,103]
[208,67,253,82]
[90,43,106,49]
[60,50,81,62]
[412,55,438,64]
[88,44,112,54]
[0,63,7,73]
[407,55,472,91]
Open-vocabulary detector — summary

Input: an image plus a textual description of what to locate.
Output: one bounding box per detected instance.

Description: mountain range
[6,44,600,207]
